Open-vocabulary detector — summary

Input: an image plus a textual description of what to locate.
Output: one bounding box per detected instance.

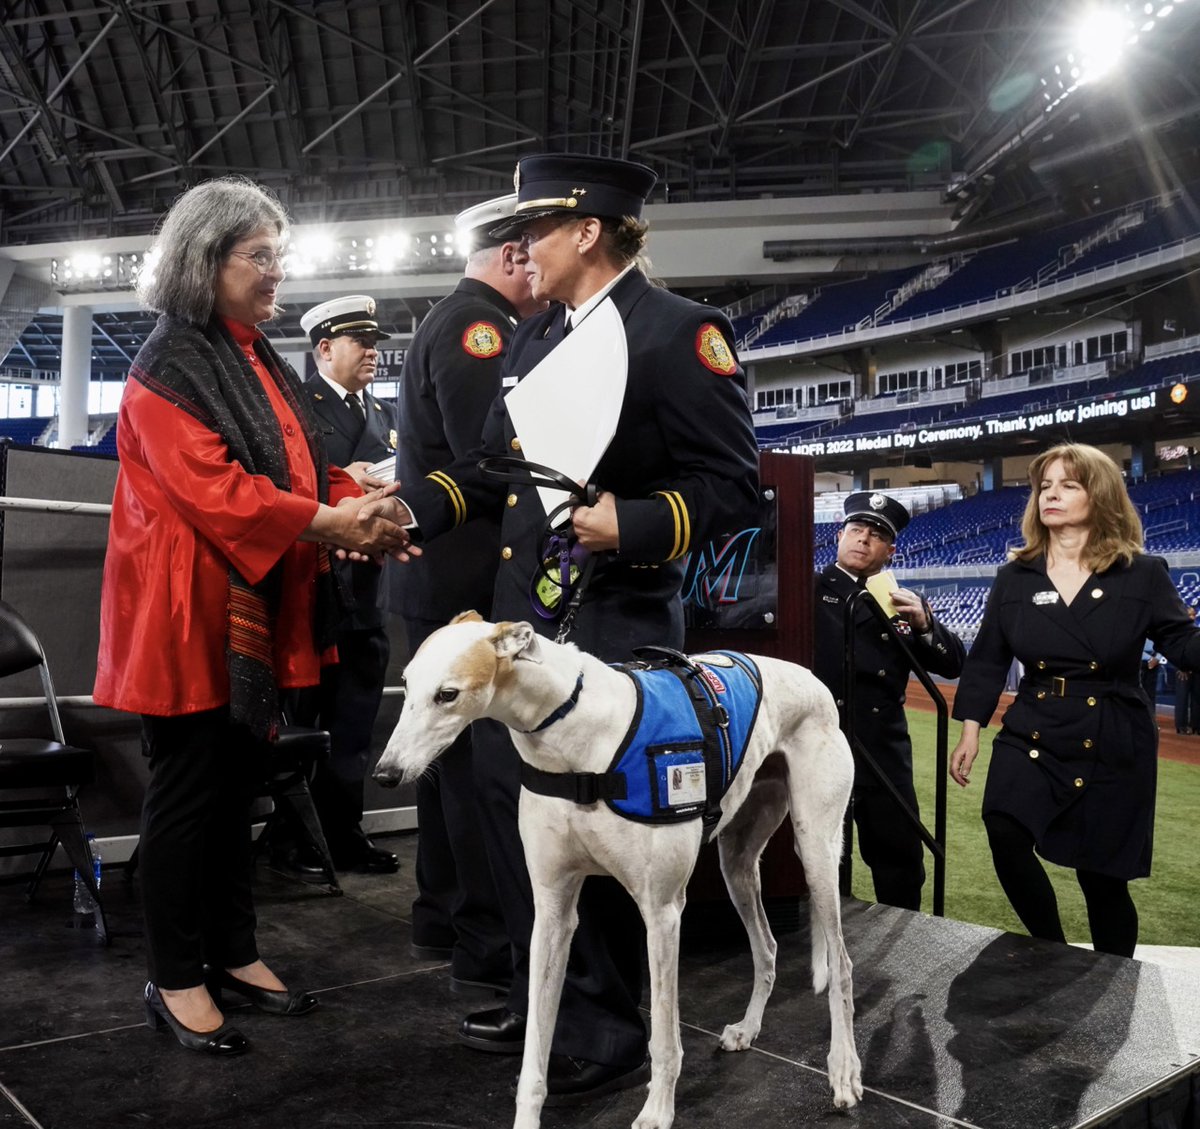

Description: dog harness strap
[522,671,585,733]
[519,760,628,804]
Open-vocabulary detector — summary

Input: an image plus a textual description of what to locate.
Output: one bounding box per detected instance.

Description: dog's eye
[435,688,459,704]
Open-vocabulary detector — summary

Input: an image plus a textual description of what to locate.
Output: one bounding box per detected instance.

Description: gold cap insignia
[366,297,376,316]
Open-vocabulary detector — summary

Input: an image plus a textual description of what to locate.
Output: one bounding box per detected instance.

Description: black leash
[478,455,600,643]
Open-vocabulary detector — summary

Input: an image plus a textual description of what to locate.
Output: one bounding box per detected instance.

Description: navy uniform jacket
[402,268,759,661]
[390,278,517,622]
[813,563,965,790]
[302,376,397,630]
[953,553,1200,878]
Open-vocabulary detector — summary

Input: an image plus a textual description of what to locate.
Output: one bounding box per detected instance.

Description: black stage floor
[2,833,1198,1129]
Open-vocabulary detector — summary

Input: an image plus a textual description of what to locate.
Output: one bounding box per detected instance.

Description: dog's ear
[450,610,484,625]
[490,620,542,664]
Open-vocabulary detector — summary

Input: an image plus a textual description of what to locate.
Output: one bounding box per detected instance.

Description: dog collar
[524,670,585,733]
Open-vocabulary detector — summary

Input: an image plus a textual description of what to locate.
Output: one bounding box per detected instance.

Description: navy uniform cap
[841,491,910,540]
[300,295,390,349]
[489,153,658,239]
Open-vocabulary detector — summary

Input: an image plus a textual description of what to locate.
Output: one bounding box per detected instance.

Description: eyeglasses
[228,248,285,274]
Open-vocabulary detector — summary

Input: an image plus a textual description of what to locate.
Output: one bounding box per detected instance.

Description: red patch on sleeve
[462,321,503,358]
[695,323,737,375]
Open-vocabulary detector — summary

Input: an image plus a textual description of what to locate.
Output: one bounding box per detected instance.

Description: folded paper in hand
[366,455,395,480]
[503,298,628,521]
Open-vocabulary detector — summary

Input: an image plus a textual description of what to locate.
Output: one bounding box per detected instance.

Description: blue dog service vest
[605,651,762,824]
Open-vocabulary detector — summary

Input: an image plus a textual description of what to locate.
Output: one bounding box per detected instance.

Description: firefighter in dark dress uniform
[384,153,759,1103]
[813,492,965,910]
[391,193,543,993]
[951,443,1200,956]
[290,295,399,874]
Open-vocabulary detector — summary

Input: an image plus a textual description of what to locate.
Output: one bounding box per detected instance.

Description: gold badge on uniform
[388,429,398,450]
[695,323,737,376]
[462,321,503,358]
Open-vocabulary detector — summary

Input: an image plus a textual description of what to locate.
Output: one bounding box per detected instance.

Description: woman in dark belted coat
[950,443,1200,957]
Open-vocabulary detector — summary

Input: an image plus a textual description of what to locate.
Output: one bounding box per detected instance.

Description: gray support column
[56,305,92,449]
[982,456,1004,491]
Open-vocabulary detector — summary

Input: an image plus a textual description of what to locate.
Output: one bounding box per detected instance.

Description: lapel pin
[1091,588,1104,599]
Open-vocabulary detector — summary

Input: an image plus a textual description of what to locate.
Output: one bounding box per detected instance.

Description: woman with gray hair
[94,176,412,1056]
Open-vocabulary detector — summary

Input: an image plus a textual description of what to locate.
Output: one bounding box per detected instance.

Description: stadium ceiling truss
[2,0,1200,374]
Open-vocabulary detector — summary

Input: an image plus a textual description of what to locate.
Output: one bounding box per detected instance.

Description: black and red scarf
[129,312,344,740]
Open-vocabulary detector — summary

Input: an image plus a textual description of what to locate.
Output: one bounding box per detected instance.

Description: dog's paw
[718,1022,759,1052]
[828,1050,863,1109]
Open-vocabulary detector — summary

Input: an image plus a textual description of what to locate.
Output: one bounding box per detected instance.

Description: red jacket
[94,334,359,718]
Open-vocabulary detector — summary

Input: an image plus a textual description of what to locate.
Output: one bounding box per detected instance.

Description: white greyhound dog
[373,612,862,1129]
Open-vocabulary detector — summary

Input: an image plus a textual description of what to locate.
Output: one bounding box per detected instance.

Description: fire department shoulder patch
[462,321,503,358]
[695,323,737,375]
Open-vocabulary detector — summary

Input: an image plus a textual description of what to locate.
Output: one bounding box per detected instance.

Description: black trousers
[139,709,268,989]
[290,624,389,856]
[406,617,509,982]
[853,779,926,911]
[472,717,648,1068]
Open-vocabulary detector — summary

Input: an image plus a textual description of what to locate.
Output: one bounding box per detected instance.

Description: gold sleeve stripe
[654,490,691,561]
[670,491,692,559]
[427,470,466,527]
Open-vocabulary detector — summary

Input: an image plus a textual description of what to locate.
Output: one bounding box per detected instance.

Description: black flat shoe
[208,967,318,1016]
[539,1054,651,1107]
[458,1006,526,1054]
[143,982,249,1056]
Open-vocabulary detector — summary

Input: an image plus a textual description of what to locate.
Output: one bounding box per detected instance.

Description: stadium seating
[0,417,53,446]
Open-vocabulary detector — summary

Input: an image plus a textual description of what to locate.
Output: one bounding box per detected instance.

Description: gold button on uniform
[1036,660,1046,670]
[510,437,522,451]
[1088,661,1099,671]
[1087,696,1097,706]
[501,547,513,560]
[1083,739,1094,749]
[1074,777,1085,788]
[1029,748,1040,759]
[878,670,886,678]
[1031,731,1040,740]
[506,493,517,507]
[1036,690,1047,700]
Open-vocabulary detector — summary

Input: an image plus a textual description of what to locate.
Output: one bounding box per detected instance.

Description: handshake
[306,478,420,565]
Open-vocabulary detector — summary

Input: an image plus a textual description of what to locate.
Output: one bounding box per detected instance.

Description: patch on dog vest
[606,651,762,825]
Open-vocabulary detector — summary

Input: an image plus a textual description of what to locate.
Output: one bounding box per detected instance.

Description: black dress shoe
[334,842,400,874]
[143,982,249,1056]
[279,847,330,878]
[208,968,318,1016]
[458,1006,526,1054]
[540,1054,652,1107]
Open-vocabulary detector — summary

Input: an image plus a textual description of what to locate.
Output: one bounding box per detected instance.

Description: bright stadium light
[1070,5,1136,84]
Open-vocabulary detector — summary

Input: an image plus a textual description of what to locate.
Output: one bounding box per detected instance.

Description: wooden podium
[682,451,814,912]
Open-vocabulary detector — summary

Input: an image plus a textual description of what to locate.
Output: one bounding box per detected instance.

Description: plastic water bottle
[73,834,102,919]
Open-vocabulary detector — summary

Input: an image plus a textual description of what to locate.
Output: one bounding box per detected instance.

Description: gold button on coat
[1088,661,1099,671]
[1087,696,1097,706]
[1074,777,1085,788]
[501,547,513,560]
[1036,660,1046,670]
[1031,731,1040,740]
[510,437,522,451]
[1036,690,1047,700]
[1029,749,1040,759]
[1083,739,1093,748]
[506,493,517,507]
